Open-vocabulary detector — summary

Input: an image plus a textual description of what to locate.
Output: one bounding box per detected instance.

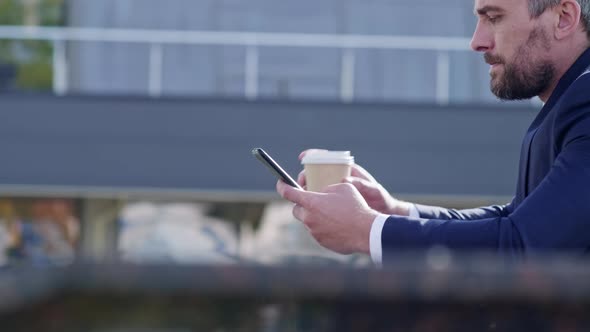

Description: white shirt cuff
[369,204,419,266]
[408,203,420,218]
[369,213,390,267]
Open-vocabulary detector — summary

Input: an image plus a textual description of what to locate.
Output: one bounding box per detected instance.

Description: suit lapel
[514,50,590,204]
[516,64,590,202]
[516,98,553,202]
[518,127,539,200]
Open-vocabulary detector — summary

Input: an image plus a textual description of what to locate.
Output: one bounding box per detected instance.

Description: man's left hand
[276,180,379,255]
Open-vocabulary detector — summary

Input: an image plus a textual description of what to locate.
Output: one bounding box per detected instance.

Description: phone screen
[252,148,303,190]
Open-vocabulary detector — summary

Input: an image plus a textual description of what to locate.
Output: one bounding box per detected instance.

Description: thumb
[344,176,367,190]
[343,176,374,194]
[276,180,320,207]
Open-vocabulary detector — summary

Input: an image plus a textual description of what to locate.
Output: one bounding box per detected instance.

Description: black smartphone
[252,148,303,190]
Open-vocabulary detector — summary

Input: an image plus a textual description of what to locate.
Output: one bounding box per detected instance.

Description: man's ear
[554,0,582,40]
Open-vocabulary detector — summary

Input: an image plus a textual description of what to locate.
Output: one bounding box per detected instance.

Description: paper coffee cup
[301,151,354,192]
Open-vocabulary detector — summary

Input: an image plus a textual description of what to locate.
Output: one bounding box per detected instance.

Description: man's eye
[488,15,501,23]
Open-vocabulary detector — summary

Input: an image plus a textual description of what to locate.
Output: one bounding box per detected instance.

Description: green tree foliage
[0,0,65,90]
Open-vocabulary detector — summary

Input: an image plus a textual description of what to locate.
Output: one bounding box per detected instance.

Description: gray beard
[491,60,555,101]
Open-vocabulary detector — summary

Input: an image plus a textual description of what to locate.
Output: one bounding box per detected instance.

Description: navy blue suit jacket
[382,48,590,258]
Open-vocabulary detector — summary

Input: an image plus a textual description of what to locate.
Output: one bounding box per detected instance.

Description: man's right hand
[297,149,413,217]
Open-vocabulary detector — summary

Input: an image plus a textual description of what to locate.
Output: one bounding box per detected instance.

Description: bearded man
[276,0,590,264]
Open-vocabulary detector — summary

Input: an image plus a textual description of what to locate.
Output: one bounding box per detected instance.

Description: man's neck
[538,43,590,103]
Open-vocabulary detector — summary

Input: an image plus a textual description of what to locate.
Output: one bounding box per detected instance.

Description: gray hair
[528,0,590,39]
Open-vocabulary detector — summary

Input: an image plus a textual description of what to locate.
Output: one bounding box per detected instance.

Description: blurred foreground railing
[0,25,472,104]
[1,256,590,331]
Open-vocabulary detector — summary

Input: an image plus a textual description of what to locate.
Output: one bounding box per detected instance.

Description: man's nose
[470,21,493,52]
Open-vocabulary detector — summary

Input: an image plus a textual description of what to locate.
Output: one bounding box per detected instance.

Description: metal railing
[0,25,473,104]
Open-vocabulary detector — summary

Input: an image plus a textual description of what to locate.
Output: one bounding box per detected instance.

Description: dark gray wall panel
[0,94,536,198]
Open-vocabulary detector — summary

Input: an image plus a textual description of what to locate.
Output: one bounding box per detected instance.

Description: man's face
[471,0,556,100]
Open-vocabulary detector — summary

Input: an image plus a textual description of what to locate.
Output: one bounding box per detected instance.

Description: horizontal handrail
[0,184,511,207]
[0,25,472,51]
[0,25,476,102]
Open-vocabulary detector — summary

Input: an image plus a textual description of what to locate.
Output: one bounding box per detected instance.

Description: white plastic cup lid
[301,151,354,165]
